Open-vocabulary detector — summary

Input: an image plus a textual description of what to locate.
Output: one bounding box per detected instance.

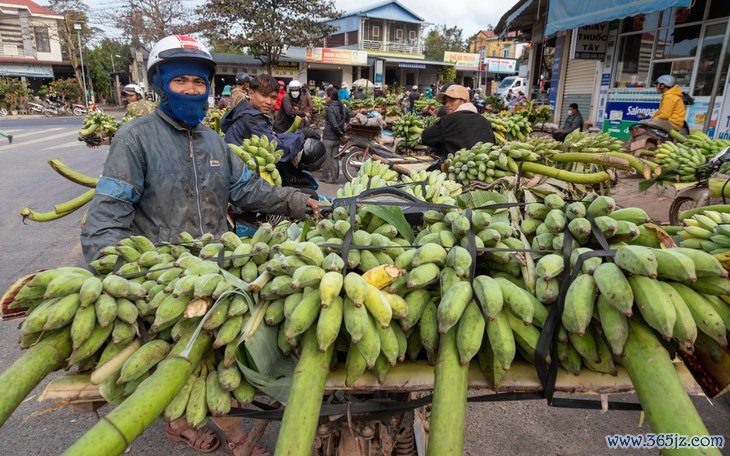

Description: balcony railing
[361,39,423,54]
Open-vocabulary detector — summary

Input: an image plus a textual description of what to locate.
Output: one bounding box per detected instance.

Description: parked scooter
[43,98,71,117]
[627,118,689,155]
[26,101,46,115]
[72,102,103,116]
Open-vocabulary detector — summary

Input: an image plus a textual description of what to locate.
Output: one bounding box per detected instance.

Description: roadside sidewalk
[0,105,125,121]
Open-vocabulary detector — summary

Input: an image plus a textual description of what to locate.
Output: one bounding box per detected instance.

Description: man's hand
[307,198,320,216]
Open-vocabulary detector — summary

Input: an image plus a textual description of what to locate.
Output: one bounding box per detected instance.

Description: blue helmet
[655,74,676,87]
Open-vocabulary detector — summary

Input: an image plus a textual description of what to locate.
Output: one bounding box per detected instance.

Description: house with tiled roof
[0,0,72,89]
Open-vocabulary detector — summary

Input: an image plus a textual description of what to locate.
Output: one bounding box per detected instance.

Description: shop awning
[545,0,692,36]
[370,56,454,68]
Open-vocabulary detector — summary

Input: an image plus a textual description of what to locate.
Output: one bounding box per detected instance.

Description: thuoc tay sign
[570,22,609,60]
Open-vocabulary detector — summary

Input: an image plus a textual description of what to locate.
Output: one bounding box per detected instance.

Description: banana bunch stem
[48,159,99,188]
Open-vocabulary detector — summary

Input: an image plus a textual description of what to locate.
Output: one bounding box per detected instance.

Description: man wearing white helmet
[273,79,309,133]
[122,83,156,118]
[651,74,687,131]
[81,35,318,455]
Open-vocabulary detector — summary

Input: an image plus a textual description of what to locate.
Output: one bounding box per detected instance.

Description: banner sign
[483,57,517,74]
[306,47,367,66]
[603,100,659,140]
[570,22,609,60]
[443,51,480,71]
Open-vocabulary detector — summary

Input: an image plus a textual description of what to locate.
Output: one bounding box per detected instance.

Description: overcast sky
[334,0,517,37]
[82,0,517,42]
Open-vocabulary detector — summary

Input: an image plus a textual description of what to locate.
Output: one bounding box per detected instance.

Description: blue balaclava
[152,60,211,127]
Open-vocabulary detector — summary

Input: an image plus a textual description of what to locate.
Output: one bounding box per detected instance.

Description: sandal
[165,421,221,453]
[225,434,271,456]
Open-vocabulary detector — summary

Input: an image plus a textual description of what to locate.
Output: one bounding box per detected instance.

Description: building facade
[496,0,729,139]
[0,0,71,91]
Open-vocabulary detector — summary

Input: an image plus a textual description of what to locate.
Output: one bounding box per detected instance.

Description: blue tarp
[546,0,692,36]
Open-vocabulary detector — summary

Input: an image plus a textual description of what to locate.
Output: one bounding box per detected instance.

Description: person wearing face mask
[81,35,317,456]
[273,80,309,133]
[421,84,493,159]
[552,103,583,141]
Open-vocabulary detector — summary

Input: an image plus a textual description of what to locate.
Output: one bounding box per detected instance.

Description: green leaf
[458,190,506,208]
[362,204,414,243]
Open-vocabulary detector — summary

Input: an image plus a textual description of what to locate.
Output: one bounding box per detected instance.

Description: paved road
[0,118,728,455]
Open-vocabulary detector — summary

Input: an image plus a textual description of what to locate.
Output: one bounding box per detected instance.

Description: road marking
[1,127,64,139]
[2,129,81,150]
[41,141,88,151]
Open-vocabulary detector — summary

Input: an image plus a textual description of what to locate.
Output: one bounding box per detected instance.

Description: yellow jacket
[652,85,686,130]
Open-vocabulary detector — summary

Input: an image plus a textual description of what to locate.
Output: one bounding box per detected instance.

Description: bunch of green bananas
[413,98,442,111]
[4,187,730,454]
[228,134,283,186]
[392,113,424,150]
[335,159,399,198]
[385,105,403,117]
[348,97,376,111]
[312,96,326,116]
[400,169,462,205]
[203,108,226,136]
[483,113,533,143]
[676,210,730,254]
[671,131,730,158]
[653,142,706,182]
[444,141,541,185]
[561,130,624,153]
[78,112,122,147]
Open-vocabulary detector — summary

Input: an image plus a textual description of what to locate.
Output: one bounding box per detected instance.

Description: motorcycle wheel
[73,107,85,116]
[669,196,701,226]
[0,108,7,116]
[341,147,367,182]
[44,107,57,117]
[95,107,104,114]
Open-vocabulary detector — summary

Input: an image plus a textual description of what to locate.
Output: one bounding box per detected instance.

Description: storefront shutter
[560,59,599,125]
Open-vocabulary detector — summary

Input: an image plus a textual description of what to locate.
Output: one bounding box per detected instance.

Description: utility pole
[73,23,88,107]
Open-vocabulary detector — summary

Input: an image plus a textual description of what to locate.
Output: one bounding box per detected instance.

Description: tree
[88,39,129,103]
[424,25,466,62]
[113,0,201,47]
[200,0,341,73]
[43,0,95,97]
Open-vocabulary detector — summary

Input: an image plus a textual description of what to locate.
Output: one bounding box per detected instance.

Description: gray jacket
[80,109,310,262]
[563,111,584,135]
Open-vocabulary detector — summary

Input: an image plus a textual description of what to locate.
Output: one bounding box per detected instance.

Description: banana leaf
[361,205,413,243]
[236,304,297,404]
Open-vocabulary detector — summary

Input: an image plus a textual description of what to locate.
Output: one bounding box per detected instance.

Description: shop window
[372,26,380,38]
[34,26,50,53]
[650,60,693,87]
[655,24,702,59]
[620,11,662,33]
[708,0,730,20]
[694,21,730,96]
[409,30,417,41]
[395,29,403,40]
[614,33,654,87]
[674,0,707,25]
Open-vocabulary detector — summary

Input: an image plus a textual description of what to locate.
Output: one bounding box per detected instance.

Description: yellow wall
[468,32,518,59]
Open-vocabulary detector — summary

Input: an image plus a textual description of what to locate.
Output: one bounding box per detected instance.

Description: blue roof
[339,0,424,23]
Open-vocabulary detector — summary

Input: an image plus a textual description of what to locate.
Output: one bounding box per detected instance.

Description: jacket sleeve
[282,96,304,117]
[226,150,310,219]
[224,114,274,146]
[80,132,145,263]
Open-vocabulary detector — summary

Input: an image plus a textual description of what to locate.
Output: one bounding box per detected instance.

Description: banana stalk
[621,319,720,456]
[427,328,469,456]
[0,329,72,427]
[20,207,77,222]
[54,189,96,214]
[521,162,611,184]
[48,159,99,188]
[679,205,730,221]
[550,152,650,175]
[62,331,212,456]
[274,327,334,456]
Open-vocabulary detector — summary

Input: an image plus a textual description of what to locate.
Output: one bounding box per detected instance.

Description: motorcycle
[72,102,103,116]
[43,98,71,117]
[26,101,46,115]
[627,118,690,155]
[337,135,402,182]
[0,107,7,116]
[669,146,730,225]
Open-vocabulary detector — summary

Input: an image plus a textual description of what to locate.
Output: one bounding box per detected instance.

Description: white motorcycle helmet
[288,80,302,98]
[146,35,216,95]
[122,83,144,99]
